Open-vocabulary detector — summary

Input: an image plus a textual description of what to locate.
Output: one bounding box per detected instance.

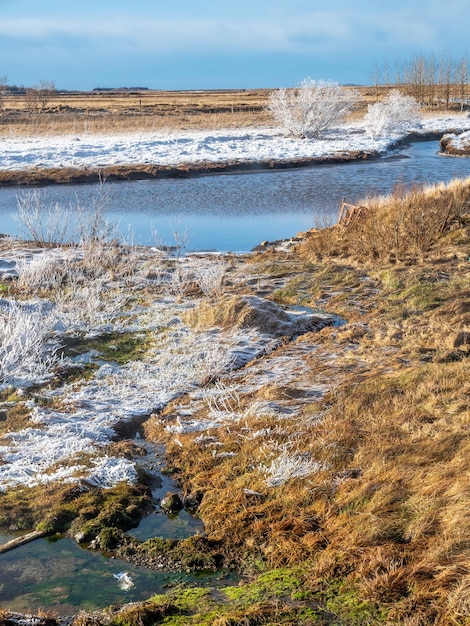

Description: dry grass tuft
[300,177,470,263]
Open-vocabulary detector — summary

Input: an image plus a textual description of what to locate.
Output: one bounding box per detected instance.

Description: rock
[160,492,183,514]
[454,331,470,349]
[0,410,7,422]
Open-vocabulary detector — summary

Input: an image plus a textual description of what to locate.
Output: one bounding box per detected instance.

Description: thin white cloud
[0,5,460,57]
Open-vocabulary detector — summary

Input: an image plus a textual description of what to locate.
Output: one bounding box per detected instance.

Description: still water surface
[0,535,173,615]
[0,140,469,252]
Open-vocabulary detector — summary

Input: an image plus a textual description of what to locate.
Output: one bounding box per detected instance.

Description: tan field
[0,89,273,136]
[0,86,398,137]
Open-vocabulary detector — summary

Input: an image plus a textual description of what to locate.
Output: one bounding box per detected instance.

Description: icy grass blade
[261,451,328,487]
[0,298,60,386]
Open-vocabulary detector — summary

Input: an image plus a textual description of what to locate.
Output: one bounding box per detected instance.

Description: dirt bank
[0,151,378,187]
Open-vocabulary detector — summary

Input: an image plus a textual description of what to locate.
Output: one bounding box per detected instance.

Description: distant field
[0,85,456,137]
[0,89,274,135]
[0,87,391,136]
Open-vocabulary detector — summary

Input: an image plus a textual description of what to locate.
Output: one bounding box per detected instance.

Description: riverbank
[0,113,469,187]
[1,177,470,622]
[0,151,378,187]
[440,129,470,156]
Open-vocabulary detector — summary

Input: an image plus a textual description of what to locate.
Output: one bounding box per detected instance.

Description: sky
[0,0,469,91]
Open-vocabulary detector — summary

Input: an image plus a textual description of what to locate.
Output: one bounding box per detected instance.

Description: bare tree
[382,60,391,88]
[24,80,56,114]
[0,75,7,112]
[425,53,437,106]
[456,55,469,112]
[375,52,470,111]
[438,53,454,110]
[370,63,382,101]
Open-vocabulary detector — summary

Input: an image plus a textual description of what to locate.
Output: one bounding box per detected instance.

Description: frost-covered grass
[0,243,329,494]
[260,451,328,487]
[0,298,61,387]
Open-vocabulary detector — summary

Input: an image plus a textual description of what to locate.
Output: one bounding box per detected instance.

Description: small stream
[0,438,205,616]
[0,140,469,252]
[0,534,176,615]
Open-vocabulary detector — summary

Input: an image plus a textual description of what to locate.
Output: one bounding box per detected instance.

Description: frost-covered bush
[364,90,421,139]
[15,189,73,246]
[267,78,359,139]
[75,181,115,244]
[194,259,227,298]
[54,278,129,333]
[0,299,60,385]
[16,251,71,293]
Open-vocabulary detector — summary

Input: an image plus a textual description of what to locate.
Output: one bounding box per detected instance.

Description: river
[0,140,469,252]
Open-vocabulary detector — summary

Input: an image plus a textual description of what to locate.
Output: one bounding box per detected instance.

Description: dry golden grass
[3,178,470,622]
[0,85,438,137]
[300,177,470,262]
[0,89,272,136]
[140,180,470,623]
[1,84,465,144]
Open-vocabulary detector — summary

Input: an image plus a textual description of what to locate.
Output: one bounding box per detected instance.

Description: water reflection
[0,140,469,252]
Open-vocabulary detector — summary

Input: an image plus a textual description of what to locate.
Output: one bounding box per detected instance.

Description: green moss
[324,581,388,624]
[165,587,212,612]
[0,480,151,537]
[142,536,177,556]
[98,526,126,550]
[172,535,221,571]
[144,571,386,625]
[223,568,302,604]
[61,330,153,366]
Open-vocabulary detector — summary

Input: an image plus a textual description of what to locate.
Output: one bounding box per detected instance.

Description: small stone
[160,492,183,514]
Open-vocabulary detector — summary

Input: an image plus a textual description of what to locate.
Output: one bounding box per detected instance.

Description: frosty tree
[266,78,359,139]
[364,90,422,138]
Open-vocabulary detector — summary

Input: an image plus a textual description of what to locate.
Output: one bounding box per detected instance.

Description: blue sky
[0,0,469,91]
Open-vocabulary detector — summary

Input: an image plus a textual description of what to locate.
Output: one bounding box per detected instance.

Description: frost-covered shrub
[364,90,421,139]
[75,181,115,244]
[54,278,129,333]
[0,299,60,385]
[194,259,227,298]
[15,189,73,246]
[16,251,71,293]
[267,78,359,139]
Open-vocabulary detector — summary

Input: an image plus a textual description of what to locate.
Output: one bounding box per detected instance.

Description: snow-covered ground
[443,128,470,152]
[0,247,334,492]
[1,114,470,171]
